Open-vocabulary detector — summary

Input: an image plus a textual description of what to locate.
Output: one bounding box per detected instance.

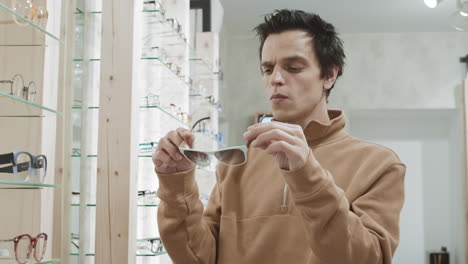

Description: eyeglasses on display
[0,233,47,264]
[0,74,36,102]
[136,237,164,255]
[141,94,160,107]
[10,0,48,28]
[143,0,164,12]
[138,190,159,205]
[0,152,47,183]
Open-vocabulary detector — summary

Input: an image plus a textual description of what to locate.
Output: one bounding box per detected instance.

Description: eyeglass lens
[182,150,210,166]
[150,239,163,253]
[33,234,46,262]
[11,75,24,97]
[34,156,46,183]
[15,153,31,182]
[15,235,31,263]
[27,81,36,102]
[214,149,246,166]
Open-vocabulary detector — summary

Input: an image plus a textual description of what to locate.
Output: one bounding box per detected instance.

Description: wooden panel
[464,79,468,264]
[95,0,141,263]
[54,0,75,262]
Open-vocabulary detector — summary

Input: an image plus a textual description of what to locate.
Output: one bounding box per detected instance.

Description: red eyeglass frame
[11,233,48,264]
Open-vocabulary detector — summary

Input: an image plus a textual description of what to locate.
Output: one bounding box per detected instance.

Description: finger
[161,134,184,161]
[176,128,195,148]
[153,149,177,167]
[250,128,298,149]
[263,141,301,160]
[244,122,302,141]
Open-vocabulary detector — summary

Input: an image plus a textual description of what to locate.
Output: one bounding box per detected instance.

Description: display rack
[64,0,221,263]
[0,0,64,263]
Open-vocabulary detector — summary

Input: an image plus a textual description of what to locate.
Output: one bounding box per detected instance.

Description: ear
[323,67,339,90]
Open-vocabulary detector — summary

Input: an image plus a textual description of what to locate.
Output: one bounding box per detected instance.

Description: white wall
[347,109,466,264]
[218,31,468,145]
[218,27,468,262]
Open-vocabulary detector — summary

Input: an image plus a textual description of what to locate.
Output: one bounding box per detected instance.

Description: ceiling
[219,0,464,35]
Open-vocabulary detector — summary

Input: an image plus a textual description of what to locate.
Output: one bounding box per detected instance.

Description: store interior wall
[218,31,468,146]
[216,5,468,264]
[347,109,465,264]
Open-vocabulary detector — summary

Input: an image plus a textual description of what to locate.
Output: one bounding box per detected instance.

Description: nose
[270,67,285,87]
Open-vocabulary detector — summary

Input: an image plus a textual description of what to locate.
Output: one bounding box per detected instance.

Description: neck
[296,99,330,128]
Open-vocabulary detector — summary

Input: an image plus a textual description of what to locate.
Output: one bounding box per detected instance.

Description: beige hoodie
[156,110,406,264]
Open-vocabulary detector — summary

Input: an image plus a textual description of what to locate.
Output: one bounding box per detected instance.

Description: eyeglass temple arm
[0,153,14,165]
[178,128,195,148]
[0,166,13,173]
[191,117,210,131]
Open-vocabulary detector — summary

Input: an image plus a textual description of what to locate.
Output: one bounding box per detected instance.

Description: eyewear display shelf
[64,0,221,264]
[0,1,63,264]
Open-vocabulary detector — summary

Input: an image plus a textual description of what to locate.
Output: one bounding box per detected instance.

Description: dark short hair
[253,9,345,99]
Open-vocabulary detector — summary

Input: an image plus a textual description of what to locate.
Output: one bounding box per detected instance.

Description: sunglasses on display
[0,233,48,264]
[0,152,47,183]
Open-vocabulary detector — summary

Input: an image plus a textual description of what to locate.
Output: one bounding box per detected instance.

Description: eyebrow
[261,55,308,67]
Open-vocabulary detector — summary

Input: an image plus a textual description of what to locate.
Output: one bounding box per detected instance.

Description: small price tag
[0,249,10,257]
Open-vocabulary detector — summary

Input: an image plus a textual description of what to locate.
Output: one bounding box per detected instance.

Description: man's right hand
[153,128,195,174]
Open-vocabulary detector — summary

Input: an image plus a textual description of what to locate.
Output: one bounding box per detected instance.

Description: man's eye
[288,67,302,73]
[262,68,272,74]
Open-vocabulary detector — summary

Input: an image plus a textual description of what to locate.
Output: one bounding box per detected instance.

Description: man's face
[261,30,334,124]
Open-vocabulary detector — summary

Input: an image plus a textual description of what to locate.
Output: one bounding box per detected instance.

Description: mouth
[270,93,288,103]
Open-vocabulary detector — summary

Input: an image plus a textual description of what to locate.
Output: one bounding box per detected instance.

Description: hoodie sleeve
[281,151,406,264]
[156,166,222,264]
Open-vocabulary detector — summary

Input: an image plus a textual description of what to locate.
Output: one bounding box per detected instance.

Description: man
[153,9,406,264]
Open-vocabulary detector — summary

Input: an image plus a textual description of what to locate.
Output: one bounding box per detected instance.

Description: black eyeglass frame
[0,152,47,183]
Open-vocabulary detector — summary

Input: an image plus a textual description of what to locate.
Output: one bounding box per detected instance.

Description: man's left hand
[243,121,311,171]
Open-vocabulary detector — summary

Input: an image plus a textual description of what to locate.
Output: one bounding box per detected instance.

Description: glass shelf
[71,106,99,110]
[0,180,61,188]
[140,57,193,92]
[0,2,63,45]
[73,58,101,62]
[139,104,190,128]
[70,253,95,256]
[74,11,102,15]
[142,9,189,51]
[136,251,167,257]
[71,252,167,257]
[71,104,189,128]
[71,154,98,158]
[70,204,158,207]
[36,259,61,264]
[189,58,219,78]
[0,91,62,117]
[189,94,221,112]
[75,8,189,51]
[73,57,194,93]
